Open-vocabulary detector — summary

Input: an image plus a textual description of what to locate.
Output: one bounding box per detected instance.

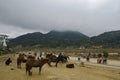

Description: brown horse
[17,53,36,69]
[17,53,27,69]
[26,58,49,76]
[46,54,69,67]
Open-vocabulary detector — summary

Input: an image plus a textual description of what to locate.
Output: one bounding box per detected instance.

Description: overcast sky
[0,0,120,38]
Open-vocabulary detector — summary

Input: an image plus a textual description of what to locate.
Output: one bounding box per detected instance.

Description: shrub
[93,53,96,58]
[103,51,109,58]
[97,53,102,58]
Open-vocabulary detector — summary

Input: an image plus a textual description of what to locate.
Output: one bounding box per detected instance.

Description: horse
[46,54,69,67]
[26,58,49,76]
[17,53,27,69]
[17,53,35,69]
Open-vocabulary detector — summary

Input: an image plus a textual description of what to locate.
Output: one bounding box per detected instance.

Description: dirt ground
[0,54,120,80]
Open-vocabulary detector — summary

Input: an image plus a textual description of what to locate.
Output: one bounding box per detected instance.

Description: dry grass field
[0,54,120,80]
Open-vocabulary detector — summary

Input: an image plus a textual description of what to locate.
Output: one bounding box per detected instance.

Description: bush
[0,52,2,55]
[103,51,109,58]
[93,53,96,58]
[97,53,102,58]
[0,49,10,55]
[0,50,3,55]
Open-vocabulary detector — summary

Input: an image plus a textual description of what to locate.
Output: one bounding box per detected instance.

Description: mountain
[46,30,89,40]
[9,30,90,48]
[9,30,120,48]
[91,30,120,48]
[10,32,44,46]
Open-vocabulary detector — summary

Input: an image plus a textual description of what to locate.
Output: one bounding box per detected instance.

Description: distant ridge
[10,30,90,48]
[46,30,89,40]
[91,30,120,48]
[9,30,120,48]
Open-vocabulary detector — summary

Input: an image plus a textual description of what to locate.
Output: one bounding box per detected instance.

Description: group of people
[97,57,107,64]
[77,53,107,64]
[5,52,108,67]
[78,53,91,62]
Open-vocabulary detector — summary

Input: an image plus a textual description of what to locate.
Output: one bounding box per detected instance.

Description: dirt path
[70,57,120,69]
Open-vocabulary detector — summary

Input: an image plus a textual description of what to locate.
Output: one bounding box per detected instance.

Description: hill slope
[10,30,90,48]
[9,30,120,48]
[91,30,120,48]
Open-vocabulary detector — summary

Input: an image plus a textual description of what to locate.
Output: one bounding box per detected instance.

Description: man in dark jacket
[5,58,12,65]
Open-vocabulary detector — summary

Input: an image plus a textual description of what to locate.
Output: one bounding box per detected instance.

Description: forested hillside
[10,30,90,48]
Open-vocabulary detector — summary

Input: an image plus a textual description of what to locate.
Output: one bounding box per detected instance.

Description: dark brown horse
[17,53,27,68]
[46,54,69,67]
[17,53,35,69]
[26,58,49,76]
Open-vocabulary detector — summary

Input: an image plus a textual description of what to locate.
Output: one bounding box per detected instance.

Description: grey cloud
[0,0,120,37]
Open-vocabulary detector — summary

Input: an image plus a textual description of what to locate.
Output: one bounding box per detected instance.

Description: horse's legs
[26,67,28,75]
[28,68,32,76]
[39,67,41,75]
[17,59,19,68]
[56,60,59,67]
[17,63,19,68]
[47,61,52,67]
[19,62,21,69]
[17,61,22,69]
[62,59,67,63]
[18,63,21,69]
[28,70,32,76]
[26,66,32,76]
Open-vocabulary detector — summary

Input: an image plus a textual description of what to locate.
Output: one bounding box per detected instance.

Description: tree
[97,53,102,58]
[93,53,96,58]
[103,51,109,58]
